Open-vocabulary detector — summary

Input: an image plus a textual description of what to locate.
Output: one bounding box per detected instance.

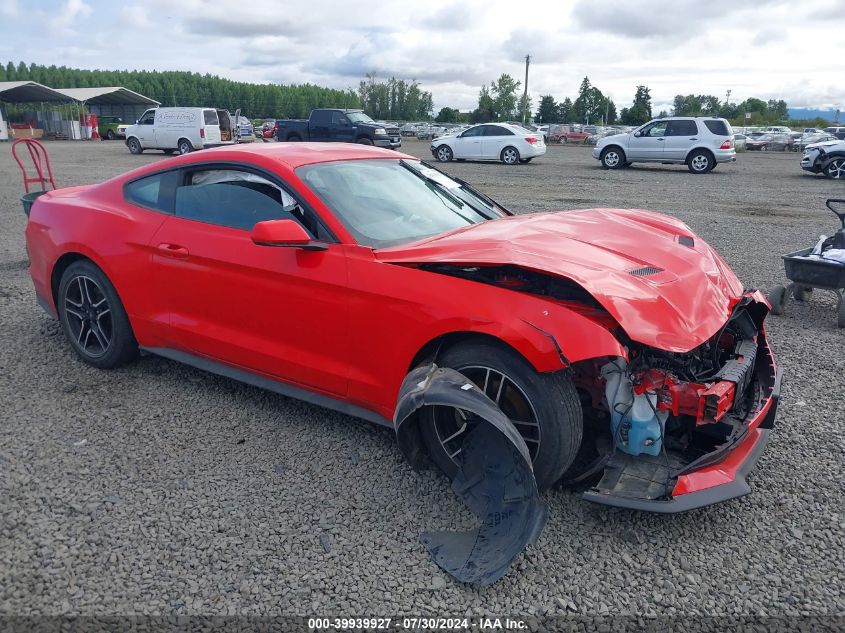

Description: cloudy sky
[1,0,844,114]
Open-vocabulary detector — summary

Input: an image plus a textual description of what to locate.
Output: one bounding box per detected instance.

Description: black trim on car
[141,347,392,428]
[582,428,772,514]
[122,160,340,243]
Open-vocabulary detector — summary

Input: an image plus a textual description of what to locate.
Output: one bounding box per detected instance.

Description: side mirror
[633,131,641,137]
[251,219,326,250]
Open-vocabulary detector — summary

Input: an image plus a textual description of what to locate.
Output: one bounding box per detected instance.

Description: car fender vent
[629,266,664,277]
[678,235,695,248]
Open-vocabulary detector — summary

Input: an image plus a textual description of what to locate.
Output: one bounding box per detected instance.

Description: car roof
[163,142,415,170]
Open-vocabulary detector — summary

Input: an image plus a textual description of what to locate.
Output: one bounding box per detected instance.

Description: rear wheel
[106,129,116,140]
[688,149,714,174]
[824,158,845,179]
[178,138,193,155]
[419,341,583,491]
[501,146,520,165]
[435,145,453,162]
[58,260,138,369]
[126,138,142,154]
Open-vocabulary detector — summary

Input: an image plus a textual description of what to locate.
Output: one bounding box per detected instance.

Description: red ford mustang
[25,143,780,513]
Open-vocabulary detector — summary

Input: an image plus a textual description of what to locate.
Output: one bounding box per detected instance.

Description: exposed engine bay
[570,297,777,504]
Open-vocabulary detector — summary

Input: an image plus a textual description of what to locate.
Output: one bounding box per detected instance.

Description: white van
[124,107,235,155]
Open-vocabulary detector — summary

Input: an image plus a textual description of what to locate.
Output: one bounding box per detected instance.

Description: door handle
[657,138,665,141]
[157,243,190,259]
[689,137,698,140]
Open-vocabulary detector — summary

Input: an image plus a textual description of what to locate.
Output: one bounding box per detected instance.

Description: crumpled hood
[376,209,745,352]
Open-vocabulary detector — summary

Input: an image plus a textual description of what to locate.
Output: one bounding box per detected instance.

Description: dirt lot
[1,139,844,621]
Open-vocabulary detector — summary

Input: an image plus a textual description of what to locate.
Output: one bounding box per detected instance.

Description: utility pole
[522,54,530,125]
[725,89,731,106]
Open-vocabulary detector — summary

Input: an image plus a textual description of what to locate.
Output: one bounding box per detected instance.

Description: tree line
[444,74,823,129]
[1,61,433,121]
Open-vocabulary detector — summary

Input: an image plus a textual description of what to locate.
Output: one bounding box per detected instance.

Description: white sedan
[430,123,546,165]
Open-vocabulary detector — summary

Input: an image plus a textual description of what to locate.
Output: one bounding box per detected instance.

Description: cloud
[570,0,785,41]
[502,29,574,63]
[752,28,786,46]
[421,4,474,30]
[45,0,92,35]
[185,15,295,37]
[0,0,20,17]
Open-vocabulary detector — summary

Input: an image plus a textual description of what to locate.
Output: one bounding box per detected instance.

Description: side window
[138,110,156,125]
[462,126,484,137]
[311,110,331,126]
[174,168,328,238]
[484,125,514,136]
[330,111,348,126]
[124,171,178,212]
[641,121,668,137]
[666,120,698,136]
[203,110,219,126]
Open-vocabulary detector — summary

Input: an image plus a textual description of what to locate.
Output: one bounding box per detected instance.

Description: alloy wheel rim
[504,149,517,163]
[438,147,450,161]
[180,142,190,154]
[692,155,709,171]
[605,151,619,167]
[432,365,541,466]
[64,275,112,358]
[830,160,845,178]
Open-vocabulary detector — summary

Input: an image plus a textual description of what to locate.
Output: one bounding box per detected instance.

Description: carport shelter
[0,81,79,140]
[55,87,160,124]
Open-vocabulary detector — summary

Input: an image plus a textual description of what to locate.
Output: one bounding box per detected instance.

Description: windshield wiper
[399,160,466,209]
[418,161,509,217]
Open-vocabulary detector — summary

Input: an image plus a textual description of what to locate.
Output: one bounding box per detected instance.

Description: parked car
[276,109,401,148]
[23,142,780,516]
[801,139,845,178]
[124,107,236,155]
[764,125,793,134]
[823,126,845,140]
[97,115,127,140]
[551,126,591,144]
[793,132,835,152]
[233,115,255,143]
[431,123,546,164]
[733,133,748,151]
[592,117,736,173]
[586,129,621,146]
[745,133,792,151]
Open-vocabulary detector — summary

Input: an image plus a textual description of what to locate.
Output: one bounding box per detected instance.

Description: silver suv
[592,117,736,173]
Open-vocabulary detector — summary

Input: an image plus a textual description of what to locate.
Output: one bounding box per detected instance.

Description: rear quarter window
[203,110,219,126]
[124,171,177,213]
[704,120,731,135]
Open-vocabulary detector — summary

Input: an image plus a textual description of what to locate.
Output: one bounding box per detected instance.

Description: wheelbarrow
[11,138,56,217]
[768,198,845,328]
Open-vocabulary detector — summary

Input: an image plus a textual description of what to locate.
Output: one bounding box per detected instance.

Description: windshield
[345,111,375,124]
[296,159,494,248]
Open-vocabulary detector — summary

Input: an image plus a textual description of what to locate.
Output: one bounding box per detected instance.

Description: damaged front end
[394,366,547,586]
[574,291,782,512]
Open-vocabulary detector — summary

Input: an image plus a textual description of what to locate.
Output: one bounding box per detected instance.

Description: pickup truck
[275,109,401,148]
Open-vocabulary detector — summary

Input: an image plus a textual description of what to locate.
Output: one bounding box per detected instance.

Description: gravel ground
[1,140,844,621]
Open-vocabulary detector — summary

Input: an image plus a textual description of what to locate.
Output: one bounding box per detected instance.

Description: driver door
[150,165,351,395]
[134,109,157,148]
[627,120,667,161]
[453,125,484,159]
